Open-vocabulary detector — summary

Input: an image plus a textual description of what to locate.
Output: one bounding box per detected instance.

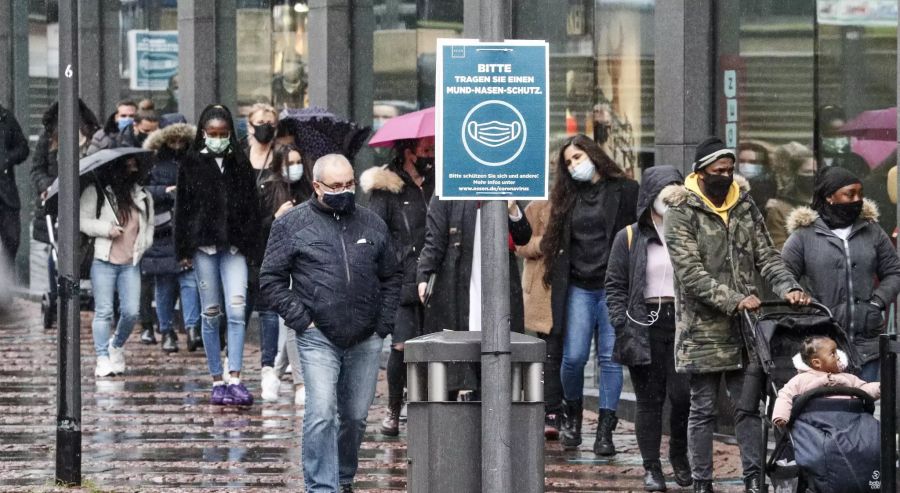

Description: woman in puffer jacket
[782,166,900,382]
[141,123,202,353]
[81,155,154,378]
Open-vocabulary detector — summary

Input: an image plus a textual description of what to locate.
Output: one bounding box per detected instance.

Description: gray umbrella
[44,147,152,213]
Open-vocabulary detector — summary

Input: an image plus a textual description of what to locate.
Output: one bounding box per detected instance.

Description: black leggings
[387,347,406,404]
[627,303,690,465]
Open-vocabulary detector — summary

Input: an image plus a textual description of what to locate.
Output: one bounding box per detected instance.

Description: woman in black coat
[415,197,531,394]
[540,134,639,455]
[361,136,435,435]
[605,165,691,490]
[175,104,260,406]
[141,123,201,353]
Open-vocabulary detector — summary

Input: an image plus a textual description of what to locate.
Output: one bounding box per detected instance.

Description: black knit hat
[693,136,736,171]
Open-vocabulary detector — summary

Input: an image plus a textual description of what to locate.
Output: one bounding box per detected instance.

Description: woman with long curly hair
[540,134,638,455]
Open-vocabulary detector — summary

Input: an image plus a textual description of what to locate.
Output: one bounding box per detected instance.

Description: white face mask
[652,195,668,216]
[283,164,304,183]
[569,158,595,182]
[466,120,522,147]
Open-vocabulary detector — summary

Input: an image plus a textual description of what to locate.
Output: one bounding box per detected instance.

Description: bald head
[313,154,353,183]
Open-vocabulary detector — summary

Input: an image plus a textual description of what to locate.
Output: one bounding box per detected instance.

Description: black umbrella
[279,107,371,163]
[44,147,152,215]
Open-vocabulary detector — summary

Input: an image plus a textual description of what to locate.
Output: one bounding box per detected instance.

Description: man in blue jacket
[260,153,402,493]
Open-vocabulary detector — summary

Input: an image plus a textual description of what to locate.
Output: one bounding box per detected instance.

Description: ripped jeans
[193,248,248,378]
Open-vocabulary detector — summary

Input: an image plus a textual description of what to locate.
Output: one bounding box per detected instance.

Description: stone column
[178,0,237,123]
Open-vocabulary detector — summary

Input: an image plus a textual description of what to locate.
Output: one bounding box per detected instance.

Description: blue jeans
[297,327,383,492]
[194,249,248,377]
[859,359,880,383]
[561,286,623,411]
[90,259,141,356]
[153,271,201,333]
[259,310,280,367]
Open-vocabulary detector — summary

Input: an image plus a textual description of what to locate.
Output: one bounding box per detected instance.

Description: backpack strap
[626,224,633,251]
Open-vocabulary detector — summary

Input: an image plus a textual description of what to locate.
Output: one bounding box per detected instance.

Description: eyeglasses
[317,180,356,192]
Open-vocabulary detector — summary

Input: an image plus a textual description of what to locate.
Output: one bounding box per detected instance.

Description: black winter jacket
[605,166,682,366]
[549,176,639,335]
[141,123,196,275]
[174,148,261,261]
[29,132,59,243]
[259,198,402,348]
[362,163,434,306]
[416,198,532,334]
[0,106,29,211]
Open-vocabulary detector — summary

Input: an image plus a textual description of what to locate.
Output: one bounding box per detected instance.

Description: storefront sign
[817,0,898,27]
[128,30,179,91]
[435,39,549,200]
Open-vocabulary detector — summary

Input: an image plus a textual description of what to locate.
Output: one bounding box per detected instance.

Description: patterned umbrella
[279,107,371,163]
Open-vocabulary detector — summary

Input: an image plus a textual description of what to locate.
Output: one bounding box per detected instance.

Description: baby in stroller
[772,335,880,427]
[769,335,881,493]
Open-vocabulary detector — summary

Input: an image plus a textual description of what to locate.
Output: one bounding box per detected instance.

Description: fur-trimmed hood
[143,123,197,152]
[663,173,750,207]
[785,198,879,234]
[360,164,405,194]
[792,349,849,372]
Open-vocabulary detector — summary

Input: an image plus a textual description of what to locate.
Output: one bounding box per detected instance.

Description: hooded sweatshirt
[684,172,741,224]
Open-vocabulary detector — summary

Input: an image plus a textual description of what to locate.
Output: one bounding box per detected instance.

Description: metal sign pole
[478,0,513,491]
[55,0,82,485]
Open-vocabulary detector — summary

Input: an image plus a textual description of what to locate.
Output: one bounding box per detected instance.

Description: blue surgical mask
[569,158,595,182]
[738,162,765,178]
[283,164,304,183]
[117,117,133,132]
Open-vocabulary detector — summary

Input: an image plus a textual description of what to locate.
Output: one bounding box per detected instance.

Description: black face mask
[795,175,816,196]
[414,156,434,176]
[819,200,863,229]
[701,173,733,201]
[593,123,609,145]
[322,190,356,214]
[135,132,149,146]
[252,123,276,144]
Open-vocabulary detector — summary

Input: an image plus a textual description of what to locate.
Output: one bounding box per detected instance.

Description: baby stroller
[742,301,880,493]
[40,205,97,329]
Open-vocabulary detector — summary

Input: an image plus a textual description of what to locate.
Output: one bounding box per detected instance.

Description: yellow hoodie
[685,172,741,224]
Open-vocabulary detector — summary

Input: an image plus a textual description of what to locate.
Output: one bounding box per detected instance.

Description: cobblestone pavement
[0,298,748,492]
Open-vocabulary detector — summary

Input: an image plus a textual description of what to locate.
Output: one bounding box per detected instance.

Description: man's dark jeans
[688,366,764,481]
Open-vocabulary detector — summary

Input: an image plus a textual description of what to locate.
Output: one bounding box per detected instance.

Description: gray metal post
[427,362,448,402]
[56,0,82,485]
[511,363,522,402]
[525,362,543,402]
[466,0,513,489]
[654,0,715,175]
[178,0,236,122]
[408,363,424,402]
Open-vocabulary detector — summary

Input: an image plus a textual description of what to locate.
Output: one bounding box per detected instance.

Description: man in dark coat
[0,104,30,265]
[260,154,401,493]
[87,100,137,155]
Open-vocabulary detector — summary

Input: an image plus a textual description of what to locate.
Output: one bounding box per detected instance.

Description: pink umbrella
[368,107,435,147]
[840,107,897,141]
[851,139,896,169]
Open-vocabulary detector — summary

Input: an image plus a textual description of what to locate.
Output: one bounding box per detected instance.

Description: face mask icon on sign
[466,120,523,147]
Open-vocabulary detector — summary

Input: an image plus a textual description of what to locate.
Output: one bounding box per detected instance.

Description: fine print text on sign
[436,39,550,200]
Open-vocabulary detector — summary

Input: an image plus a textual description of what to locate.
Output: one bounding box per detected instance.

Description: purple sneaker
[211,385,228,405]
[225,382,254,406]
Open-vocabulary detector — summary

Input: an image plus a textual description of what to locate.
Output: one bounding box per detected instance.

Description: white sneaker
[294,386,305,406]
[223,356,229,375]
[95,356,114,377]
[260,366,280,401]
[108,340,126,374]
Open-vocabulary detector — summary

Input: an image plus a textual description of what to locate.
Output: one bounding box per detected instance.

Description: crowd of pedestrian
[1,95,896,493]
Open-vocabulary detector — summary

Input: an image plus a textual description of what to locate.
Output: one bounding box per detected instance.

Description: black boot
[162,331,178,353]
[593,409,618,456]
[642,461,666,491]
[670,454,693,487]
[693,479,714,493]
[743,473,762,493]
[187,325,202,352]
[380,397,402,436]
[140,328,157,344]
[561,399,583,450]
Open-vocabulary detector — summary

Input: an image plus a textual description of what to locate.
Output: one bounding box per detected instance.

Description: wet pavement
[0,298,748,492]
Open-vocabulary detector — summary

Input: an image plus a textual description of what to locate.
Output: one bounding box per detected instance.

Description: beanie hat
[693,137,736,171]
[811,166,861,210]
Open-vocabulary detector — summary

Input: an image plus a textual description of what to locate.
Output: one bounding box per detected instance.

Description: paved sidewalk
[0,298,748,492]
